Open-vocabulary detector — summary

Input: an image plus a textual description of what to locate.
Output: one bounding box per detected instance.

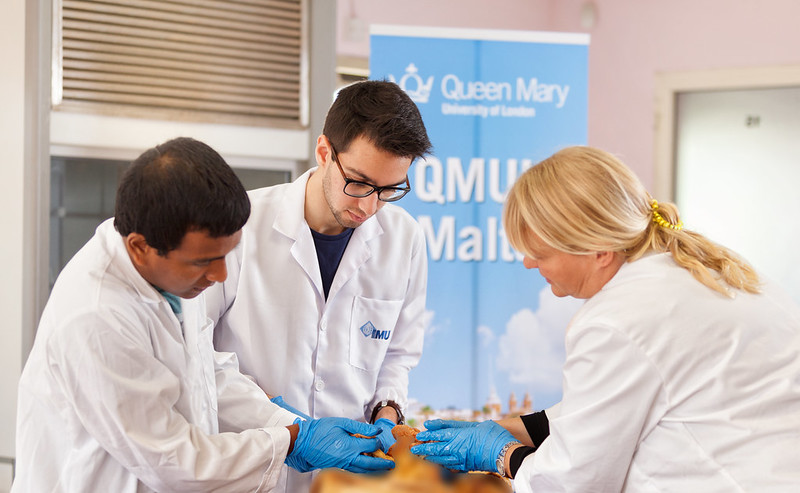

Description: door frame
[653,65,800,200]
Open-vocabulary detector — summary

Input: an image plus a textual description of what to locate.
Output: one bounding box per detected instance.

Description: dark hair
[114,137,250,255]
[322,80,432,159]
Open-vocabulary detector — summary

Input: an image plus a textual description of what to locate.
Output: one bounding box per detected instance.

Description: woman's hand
[411,419,519,473]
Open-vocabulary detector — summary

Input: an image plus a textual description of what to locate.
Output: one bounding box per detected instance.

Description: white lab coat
[206,168,427,492]
[514,253,800,492]
[13,219,299,493]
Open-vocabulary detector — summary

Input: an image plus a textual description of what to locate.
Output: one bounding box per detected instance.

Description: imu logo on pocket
[359,321,392,340]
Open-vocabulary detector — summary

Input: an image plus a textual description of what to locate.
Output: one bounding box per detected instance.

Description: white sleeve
[544,401,561,420]
[214,349,301,431]
[514,324,667,493]
[367,223,427,419]
[51,311,291,492]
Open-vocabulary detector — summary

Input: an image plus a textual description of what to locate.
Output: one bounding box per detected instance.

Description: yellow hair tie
[650,200,683,231]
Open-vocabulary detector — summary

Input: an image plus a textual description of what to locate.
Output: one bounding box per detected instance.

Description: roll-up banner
[370,25,589,424]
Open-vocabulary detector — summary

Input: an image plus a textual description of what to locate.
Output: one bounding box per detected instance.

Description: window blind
[54,0,307,128]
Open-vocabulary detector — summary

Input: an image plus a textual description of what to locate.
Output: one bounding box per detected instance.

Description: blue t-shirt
[310,227,354,299]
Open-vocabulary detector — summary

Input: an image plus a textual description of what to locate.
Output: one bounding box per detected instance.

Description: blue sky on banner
[370,27,588,413]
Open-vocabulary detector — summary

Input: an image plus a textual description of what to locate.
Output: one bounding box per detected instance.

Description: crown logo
[389,64,434,104]
[360,321,376,338]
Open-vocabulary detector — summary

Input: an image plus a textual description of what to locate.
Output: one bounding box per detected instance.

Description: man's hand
[372,418,397,453]
[285,417,395,473]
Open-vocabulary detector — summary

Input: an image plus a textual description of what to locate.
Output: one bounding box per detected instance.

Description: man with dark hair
[207,80,433,492]
[113,137,253,255]
[13,137,392,492]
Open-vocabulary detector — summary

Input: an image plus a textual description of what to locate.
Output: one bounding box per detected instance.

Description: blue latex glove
[373,418,397,453]
[286,417,395,474]
[424,419,479,430]
[411,419,518,473]
[270,395,311,420]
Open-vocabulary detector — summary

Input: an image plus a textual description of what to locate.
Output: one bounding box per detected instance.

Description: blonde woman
[412,146,800,492]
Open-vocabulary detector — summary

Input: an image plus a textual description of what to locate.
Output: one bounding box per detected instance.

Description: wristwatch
[496,441,516,478]
[369,399,405,425]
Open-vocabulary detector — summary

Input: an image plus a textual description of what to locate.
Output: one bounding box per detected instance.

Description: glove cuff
[288,418,309,459]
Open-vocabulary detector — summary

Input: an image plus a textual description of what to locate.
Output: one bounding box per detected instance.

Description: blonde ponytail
[503,146,761,297]
[626,199,760,296]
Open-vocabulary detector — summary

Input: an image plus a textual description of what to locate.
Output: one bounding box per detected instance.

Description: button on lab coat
[206,168,427,492]
[14,219,298,492]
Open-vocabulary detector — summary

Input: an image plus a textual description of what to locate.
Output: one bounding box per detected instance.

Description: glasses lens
[377,187,410,202]
[343,181,375,197]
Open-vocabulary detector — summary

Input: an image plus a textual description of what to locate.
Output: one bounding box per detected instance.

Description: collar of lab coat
[273,167,384,244]
[596,252,672,296]
[98,218,170,306]
[272,167,386,301]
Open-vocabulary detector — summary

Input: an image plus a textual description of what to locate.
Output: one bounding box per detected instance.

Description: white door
[674,86,800,303]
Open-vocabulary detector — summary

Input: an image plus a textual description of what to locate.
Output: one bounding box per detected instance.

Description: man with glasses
[206,80,433,492]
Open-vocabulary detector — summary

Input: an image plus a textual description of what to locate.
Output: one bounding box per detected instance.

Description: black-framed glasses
[329,143,411,202]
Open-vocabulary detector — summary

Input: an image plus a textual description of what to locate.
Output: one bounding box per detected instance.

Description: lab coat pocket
[349,296,403,371]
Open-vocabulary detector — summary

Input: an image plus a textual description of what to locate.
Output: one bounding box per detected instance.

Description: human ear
[314,134,332,168]
[124,233,152,268]
[595,250,619,268]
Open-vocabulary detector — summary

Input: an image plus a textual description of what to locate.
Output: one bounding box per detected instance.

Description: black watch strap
[369,399,405,424]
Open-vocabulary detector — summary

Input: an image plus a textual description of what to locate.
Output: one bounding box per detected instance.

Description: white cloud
[421,309,446,347]
[496,287,584,392]
[422,309,436,334]
[477,325,495,347]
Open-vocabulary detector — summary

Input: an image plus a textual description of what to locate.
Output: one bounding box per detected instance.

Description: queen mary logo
[388,63,433,104]
[360,321,376,337]
[359,321,392,340]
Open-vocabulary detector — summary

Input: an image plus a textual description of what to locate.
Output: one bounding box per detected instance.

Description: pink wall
[336,0,800,188]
